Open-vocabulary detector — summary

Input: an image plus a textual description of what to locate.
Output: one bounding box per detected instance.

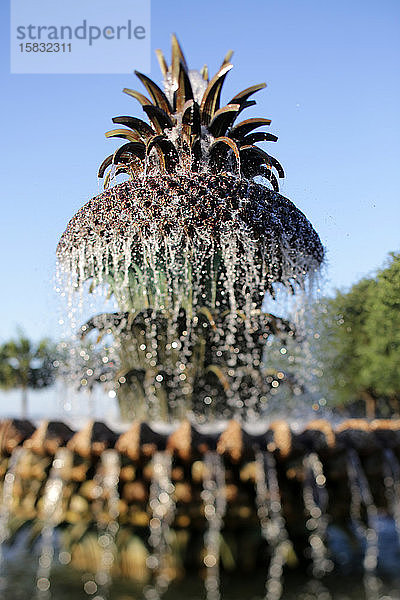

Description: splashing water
[145,451,176,600]
[346,449,381,600]
[302,452,332,578]
[302,452,333,600]
[0,447,26,589]
[34,448,72,599]
[202,452,226,600]
[383,448,400,542]
[85,449,121,600]
[56,171,324,423]
[255,450,292,600]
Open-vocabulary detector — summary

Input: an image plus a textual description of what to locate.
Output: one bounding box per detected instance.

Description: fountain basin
[1,418,400,582]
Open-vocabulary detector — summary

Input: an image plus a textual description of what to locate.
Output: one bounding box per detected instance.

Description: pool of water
[1,517,400,600]
[1,563,400,600]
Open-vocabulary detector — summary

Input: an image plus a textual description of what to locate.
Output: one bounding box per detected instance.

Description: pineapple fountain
[1,37,400,600]
[56,35,324,423]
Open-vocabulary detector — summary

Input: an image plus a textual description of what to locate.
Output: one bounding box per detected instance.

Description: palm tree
[0,332,58,418]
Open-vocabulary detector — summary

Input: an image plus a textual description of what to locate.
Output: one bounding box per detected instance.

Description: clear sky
[1,0,399,347]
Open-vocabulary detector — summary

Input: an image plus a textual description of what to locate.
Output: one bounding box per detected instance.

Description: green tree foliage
[319,253,400,417]
[366,253,400,401]
[0,332,58,417]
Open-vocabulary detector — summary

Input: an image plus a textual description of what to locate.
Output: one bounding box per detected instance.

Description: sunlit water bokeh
[1,517,400,600]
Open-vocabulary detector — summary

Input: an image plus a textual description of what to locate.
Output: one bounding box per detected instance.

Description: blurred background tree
[0,332,58,417]
[319,252,400,418]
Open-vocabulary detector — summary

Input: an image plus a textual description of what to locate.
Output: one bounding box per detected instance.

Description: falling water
[0,447,26,592]
[85,449,121,600]
[202,452,226,600]
[383,448,400,540]
[0,448,25,552]
[302,452,332,577]
[56,160,323,425]
[346,449,380,600]
[144,451,176,600]
[302,452,333,599]
[255,450,291,600]
[34,448,72,599]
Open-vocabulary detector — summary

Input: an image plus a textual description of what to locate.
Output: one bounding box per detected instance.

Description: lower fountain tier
[1,417,399,461]
[1,418,399,526]
[2,417,400,583]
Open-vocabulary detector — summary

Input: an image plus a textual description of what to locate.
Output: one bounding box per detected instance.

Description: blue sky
[1,0,399,346]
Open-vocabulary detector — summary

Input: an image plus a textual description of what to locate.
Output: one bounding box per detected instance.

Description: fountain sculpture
[1,36,400,600]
